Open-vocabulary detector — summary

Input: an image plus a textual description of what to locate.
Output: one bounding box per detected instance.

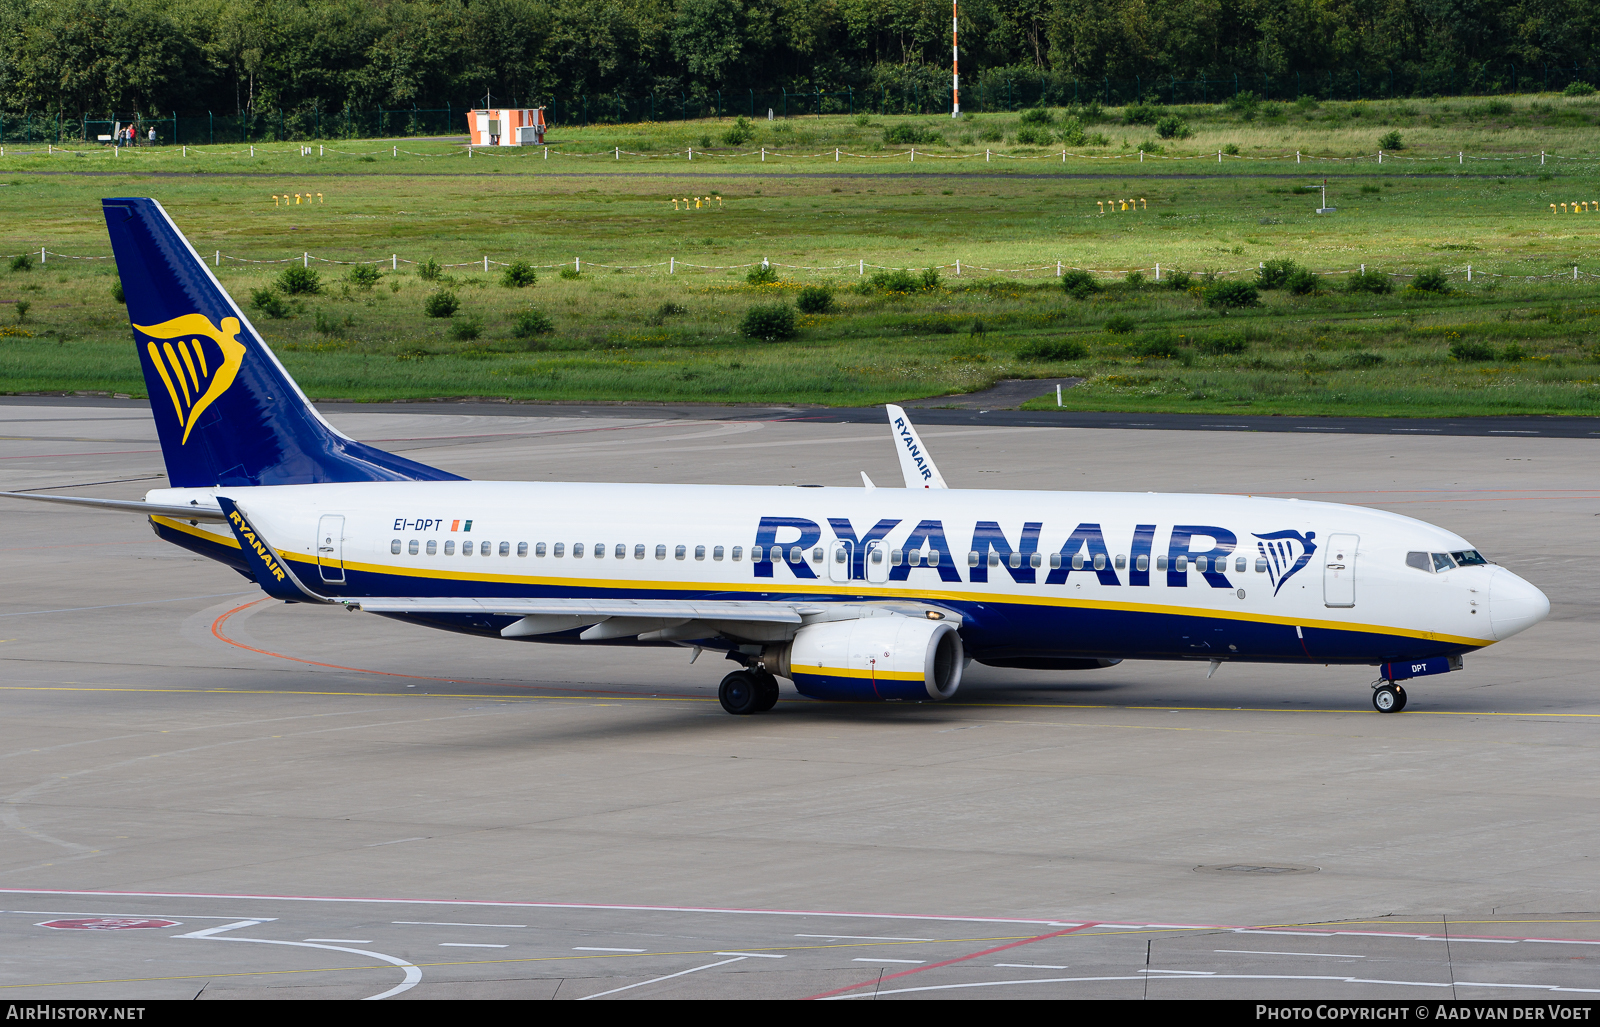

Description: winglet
[215,496,331,603]
[885,405,948,489]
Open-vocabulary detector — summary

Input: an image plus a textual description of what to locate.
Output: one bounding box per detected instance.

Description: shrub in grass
[1195,333,1247,355]
[740,303,796,341]
[1122,101,1161,125]
[746,264,778,285]
[1104,314,1136,335]
[1019,106,1055,126]
[1500,343,1528,362]
[1564,81,1597,97]
[1125,270,1145,288]
[1018,339,1088,361]
[417,258,443,282]
[276,265,322,295]
[111,280,124,303]
[558,266,582,280]
[501,260,537,288]
[1156,115,1191,139]
[1256,258,1301,290]
[313,310,351,337]
[424,290,459,318]
[1449,339,1496,361]
[449,316,482,340]
[920,268,941,291]
[883,123,942,145]
[1223,143,1240,155]
[249,288,290,319]
[1203,280,1260,310]
[1014,125,1053,146]
[1164,270,1193,291]
[866,268,920,293]
[10,254,32,272]
[1285,268,1320,295]
[1379,130,1404,150]
[796,285,836,314]
[346,264,381,291]
[1410,268,1452,295]
[1133,334,1183,358]
[512,308,554,337]
[722,116,755,145]
[1346,270,1393,294]
[1060,269,1099,299]
[14,299,30,322]
[1347,351,1386,368]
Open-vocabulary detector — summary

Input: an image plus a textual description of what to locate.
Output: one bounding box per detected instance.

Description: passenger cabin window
[484,542,495,557]
[391,539,402,555]
[1115,555,1127,570]
[463,541,474,556]
[656,545,667,560]
[675,545,687,560]
[408,540,419,555]
[1049,553,1062,569]
[789,546,803,564]
[426,540,437,555]
[1155,556,1168,571]
[714,546,725,561]
[731,546,743,561]
[498,542,510,557]
[1137,555,1149,572]
[1030,553,1043,569]
[517,542,528,557]
[553,543,564,557]
[1431,552,1456,573]
[634,544,646,560]
[1234,556,1246,572]
[890,549,904,565]
[1255,557,1267,572]
[592,543,603,559]
[573,543,584,558]
[445,540,456,556]
[534,542,545,557]
[615,544,626,559]
[695,545,706,560]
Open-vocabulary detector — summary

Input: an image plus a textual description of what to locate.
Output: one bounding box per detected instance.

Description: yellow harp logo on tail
[134,314,248,444]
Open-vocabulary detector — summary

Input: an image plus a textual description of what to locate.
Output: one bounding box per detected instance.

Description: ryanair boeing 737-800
[1,199,1551,715]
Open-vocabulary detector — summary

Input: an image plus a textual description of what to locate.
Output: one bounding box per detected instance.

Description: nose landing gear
[1371,682,1408,713]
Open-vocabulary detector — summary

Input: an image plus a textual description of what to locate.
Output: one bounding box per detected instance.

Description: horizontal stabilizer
[0,491,226,522]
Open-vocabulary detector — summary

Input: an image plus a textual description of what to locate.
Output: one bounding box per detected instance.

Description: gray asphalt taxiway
[1,400,1597,1000]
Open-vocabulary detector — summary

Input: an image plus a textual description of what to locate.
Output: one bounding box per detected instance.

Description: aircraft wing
[350,597,810,622]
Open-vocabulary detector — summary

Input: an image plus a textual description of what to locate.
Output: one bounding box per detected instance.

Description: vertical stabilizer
[885,405,949,489]
[103,197,462,487]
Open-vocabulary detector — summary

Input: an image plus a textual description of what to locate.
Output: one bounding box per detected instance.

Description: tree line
[0,0,1595,118]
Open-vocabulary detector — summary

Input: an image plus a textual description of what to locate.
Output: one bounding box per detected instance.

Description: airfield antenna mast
[951,1,960,117]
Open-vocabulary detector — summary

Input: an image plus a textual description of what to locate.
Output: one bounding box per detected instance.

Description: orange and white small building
[467,108,545,146]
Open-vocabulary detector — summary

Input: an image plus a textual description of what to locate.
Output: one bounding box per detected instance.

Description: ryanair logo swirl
[134,314,248,444]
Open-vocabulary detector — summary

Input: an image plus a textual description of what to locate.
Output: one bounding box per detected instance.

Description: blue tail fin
[103,197,462,487]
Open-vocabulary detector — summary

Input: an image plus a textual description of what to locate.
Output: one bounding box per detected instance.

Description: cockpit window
[1431,552,1457,573]
[1406,552,1431,572]
[1451,550,1488,566]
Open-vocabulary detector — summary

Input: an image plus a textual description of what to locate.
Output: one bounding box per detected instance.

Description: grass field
[2,96,1598,415]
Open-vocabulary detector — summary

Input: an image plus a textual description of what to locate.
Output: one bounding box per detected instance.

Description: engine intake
[763,614,963,702]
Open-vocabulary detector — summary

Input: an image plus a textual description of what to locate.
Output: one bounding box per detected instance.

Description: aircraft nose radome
[1488,567,1550,642]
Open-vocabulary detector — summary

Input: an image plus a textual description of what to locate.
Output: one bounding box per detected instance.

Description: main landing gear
[719,670,780,715]
[1372,682,1408,713]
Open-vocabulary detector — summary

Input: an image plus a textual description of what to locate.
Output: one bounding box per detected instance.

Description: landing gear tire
[1372,684,1406,713]
[719,671,761,715]
[751,672,780,713]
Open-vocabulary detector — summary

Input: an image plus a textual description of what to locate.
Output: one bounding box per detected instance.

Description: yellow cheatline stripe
[305,551,1493,648]
[146,341,185,424]
[793,664,925,682]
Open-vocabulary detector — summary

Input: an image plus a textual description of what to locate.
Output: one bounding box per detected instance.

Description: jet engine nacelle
[762,614,963,702]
